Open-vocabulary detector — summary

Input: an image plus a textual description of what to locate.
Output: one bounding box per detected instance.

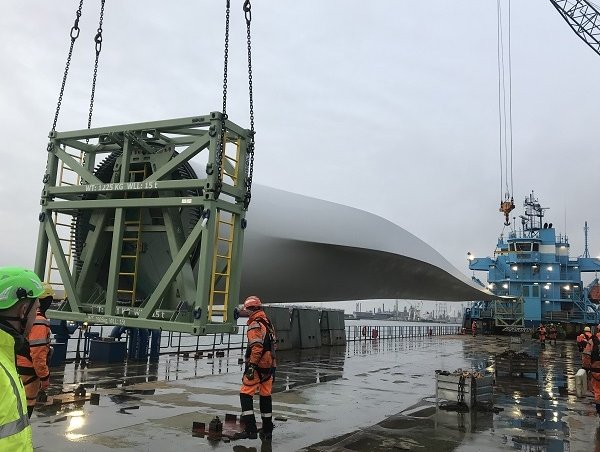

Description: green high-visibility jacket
[0,326,32,451]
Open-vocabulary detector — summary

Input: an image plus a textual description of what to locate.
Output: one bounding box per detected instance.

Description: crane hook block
[499,199,515,226]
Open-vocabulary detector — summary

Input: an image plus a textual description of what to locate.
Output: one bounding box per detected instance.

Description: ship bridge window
[515,242,533,252]
[532,243,539,252]
[509,243,515,252]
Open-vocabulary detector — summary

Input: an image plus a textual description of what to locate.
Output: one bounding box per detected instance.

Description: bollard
[208,416,223,433]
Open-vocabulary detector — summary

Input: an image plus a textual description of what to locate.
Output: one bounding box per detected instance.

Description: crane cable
[497,0,515,226]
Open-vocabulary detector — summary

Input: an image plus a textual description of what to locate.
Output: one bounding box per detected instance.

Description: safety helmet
[584,326,591,332]
[243,296,262,310]
[40,282,55,300]
[0,267,44,310]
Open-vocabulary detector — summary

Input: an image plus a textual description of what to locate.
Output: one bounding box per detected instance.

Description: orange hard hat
[243,296,262,310]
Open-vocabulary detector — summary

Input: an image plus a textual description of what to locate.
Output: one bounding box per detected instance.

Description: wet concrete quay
[32,334,600,451]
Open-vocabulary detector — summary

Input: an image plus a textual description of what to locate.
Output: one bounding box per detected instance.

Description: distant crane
[550,0,600,57]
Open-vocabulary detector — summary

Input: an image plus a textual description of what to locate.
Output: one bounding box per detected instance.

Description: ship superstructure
[465,193,600,333]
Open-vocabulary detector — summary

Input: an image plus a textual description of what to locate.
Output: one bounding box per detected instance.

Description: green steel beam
[139,218,204,320]
[46,309,237,335]
[46,197,206,210]
[54,115,217,141]
[52,145,103,186]
[47,196,245,214]
[44,218,80,313]
[144,135,211,183]
[162,205,197,303]
[47,179,205,196]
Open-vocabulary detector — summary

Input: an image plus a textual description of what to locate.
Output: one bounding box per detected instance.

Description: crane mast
[550,0,600,57]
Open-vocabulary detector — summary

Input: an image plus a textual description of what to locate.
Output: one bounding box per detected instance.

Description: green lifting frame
[34,112,251,335]
[494,297,524,327]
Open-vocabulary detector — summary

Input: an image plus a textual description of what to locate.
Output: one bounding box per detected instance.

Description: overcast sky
[1,1,600,313]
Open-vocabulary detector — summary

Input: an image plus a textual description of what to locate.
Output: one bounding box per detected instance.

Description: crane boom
[550,0,600,57]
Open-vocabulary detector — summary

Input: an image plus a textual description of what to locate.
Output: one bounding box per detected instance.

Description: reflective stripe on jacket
[16,312,50,381]
[0,327,33,451]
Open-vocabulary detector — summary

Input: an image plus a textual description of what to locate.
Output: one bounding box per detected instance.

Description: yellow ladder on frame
[221,133,241,187]
[208,210,236,321]
[208,133,241,320]
[116,165,146,306]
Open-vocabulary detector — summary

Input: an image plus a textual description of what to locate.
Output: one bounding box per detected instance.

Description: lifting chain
[217,0,231,198]
[217,0,255,208]
[48,0,85,149]
[87,0,106,132]
[243,0,255,210]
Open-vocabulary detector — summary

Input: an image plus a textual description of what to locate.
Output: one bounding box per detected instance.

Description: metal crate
[435,372,493,409]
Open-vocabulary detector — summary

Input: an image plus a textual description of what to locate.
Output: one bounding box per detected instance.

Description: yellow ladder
[46,149,84,290]
[116,166,146,306]
[220,134,242,187]
[208,210,236,321]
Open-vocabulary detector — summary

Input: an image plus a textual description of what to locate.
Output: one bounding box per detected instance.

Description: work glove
[244,364,256,380]
[40,376,50,390]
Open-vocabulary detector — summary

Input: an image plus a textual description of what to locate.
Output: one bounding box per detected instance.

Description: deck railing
[58,323,461,364]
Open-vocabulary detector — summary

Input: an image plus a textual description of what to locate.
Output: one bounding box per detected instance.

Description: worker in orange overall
[589,327,600,416]
[16,283,54,417]
[471,320,477,337]
[537,324,547,347]
[233,296,277,441]
[577,326,593,370]
[548,324,557,345]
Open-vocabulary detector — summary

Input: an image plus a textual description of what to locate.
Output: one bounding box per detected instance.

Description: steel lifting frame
[493,297,524,327]
[34,112,251,335]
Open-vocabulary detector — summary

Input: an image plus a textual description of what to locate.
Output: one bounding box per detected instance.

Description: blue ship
[463,192,600,335]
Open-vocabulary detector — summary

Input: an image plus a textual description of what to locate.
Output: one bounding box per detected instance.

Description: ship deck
[32,334,598,451]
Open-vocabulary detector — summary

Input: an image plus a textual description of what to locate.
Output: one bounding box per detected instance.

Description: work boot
[259,429,272,441]
[259,395,273,440]
[596,403,600,416]
[258,417,273,441]
[234,393,258,439]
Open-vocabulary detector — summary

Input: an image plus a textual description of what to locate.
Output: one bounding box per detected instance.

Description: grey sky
[1,1,599,314]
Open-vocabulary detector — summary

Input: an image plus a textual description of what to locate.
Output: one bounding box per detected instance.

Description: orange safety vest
[583,332,594,355]
[16,312,50,383]
[244,310,276,373]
